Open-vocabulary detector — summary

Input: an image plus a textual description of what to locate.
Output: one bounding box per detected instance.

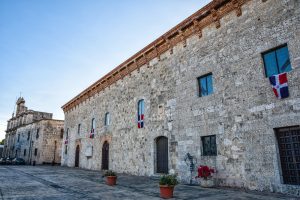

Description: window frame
[105,113,110,126]
[77,124,81,135]
[34,148,38,156]
[262,44,291,77]
[36,128,39,139]
[137,99,145,128]
[197,73,213,97]
[91,118,95,132]
[201,135,217,156]
[27,131,30,141]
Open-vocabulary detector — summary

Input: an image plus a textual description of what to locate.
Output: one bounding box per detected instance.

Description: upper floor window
[91,118,95,133]
[60,129,64,139]
[36,128,39,139]
[24,149,26,156]
[17,134,20,142]
[105,113,110,126]
[27,131,30,141]
[198,73,213,97]
[66,128,69,140]
[77,124,81,135]
[201,135,217,156]
[138,99,144,128]
[34,148,38,156]
[262,44,291,77]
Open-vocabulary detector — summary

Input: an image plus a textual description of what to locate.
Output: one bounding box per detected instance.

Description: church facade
[4,98,64,165]
[61,0,300,196]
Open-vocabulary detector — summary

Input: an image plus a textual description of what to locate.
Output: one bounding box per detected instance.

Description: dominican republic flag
[138,114,144,128]
[269,73,289,99]
[89,129,94,139]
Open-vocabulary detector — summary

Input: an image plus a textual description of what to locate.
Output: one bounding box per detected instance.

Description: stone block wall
[62,0,300,196]
[14,120,64,165]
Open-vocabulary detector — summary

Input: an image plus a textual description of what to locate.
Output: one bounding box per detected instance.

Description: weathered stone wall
[62,0,300,196]
[13,120,64,165]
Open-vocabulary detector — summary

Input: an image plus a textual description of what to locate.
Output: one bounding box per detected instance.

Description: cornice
[62,0,251,113]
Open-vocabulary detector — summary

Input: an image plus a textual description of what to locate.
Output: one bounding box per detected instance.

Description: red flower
[196,165,215,180]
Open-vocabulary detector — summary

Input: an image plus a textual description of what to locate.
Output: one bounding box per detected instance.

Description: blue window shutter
[276,46,291,73]
[200,77,207,96]
[263,51,278,77]
[207,75,213,95]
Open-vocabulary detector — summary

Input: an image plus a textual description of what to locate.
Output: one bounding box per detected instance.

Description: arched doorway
[75,145,80,167]
[102,141,109,170]
[156,136,168,173]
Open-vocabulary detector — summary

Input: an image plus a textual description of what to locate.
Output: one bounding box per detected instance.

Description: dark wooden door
[102,141,109,170]
[75,145,80,167]
[156,136,168,173]
[276,126,300,185]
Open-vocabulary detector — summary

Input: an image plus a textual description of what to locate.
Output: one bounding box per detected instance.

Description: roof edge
[62,0,248,112]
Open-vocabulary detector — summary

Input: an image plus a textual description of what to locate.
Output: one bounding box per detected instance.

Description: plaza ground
[0,166,298,200]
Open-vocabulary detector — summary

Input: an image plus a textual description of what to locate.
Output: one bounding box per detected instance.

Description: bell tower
[16,97,26,116]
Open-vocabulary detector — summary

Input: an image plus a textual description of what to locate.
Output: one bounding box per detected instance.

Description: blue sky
[0,0,212,140]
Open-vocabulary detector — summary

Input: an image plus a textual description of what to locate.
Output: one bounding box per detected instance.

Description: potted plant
[159,174,178,199]
[104,170,117,186]
[195,165,215,188]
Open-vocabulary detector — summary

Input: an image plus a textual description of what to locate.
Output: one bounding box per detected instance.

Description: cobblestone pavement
[0,166,298,200]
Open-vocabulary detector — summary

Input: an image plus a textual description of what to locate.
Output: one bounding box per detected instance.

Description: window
[60,129,64,139]
[77,124,81,135]
[276,126,300,185]
[105,113,110,126]
[91,118,95,133]
[262,44,292,77]
[17,134,20,142]
[34,148,38,156]
[137,99,145,128]
[27,131,30,141]
[198,73,213,97]
[65,145,68,154]
[36,128,39,139]
[201,135,217,156]
[24,149,26,156]
[66,128,69,140]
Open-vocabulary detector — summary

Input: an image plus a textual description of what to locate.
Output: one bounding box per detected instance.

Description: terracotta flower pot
[159,185,174,199]
[106,176,117,186]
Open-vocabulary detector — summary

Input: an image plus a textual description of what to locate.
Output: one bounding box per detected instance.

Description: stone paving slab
[0,166,298,200]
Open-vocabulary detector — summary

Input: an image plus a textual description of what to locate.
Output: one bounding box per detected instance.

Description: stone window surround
[261,43,292,78]
[201,135,217,156]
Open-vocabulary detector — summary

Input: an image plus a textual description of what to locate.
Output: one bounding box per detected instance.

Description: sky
[0,0,212,140]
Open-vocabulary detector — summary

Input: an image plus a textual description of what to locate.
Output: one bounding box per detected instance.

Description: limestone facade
[61,0,300,196]
[4,98,64,165]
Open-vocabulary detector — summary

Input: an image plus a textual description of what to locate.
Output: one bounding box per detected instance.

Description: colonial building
[61,0,300,196]
[4,97,64,165]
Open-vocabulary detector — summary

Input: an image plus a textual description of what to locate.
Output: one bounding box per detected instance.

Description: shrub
[159,174,178,186]
[196,166,215,180]
[104,170,117,177]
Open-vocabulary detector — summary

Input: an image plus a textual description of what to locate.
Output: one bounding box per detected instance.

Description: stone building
[61,0,300,196]
[4,97,64,165]
[0,145,3,157]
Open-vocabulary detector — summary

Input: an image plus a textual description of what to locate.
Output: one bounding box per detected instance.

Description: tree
[0,139,4,145]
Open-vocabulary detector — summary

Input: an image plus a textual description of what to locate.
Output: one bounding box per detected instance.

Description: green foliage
[104,170,116,177]
[159,174,178,186]
[0,139,4,145]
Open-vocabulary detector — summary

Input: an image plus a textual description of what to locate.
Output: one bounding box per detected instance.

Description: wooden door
[102,141,109,170]
[156,136,168,173]
[276,126,300,185]
[75,145,80,167]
